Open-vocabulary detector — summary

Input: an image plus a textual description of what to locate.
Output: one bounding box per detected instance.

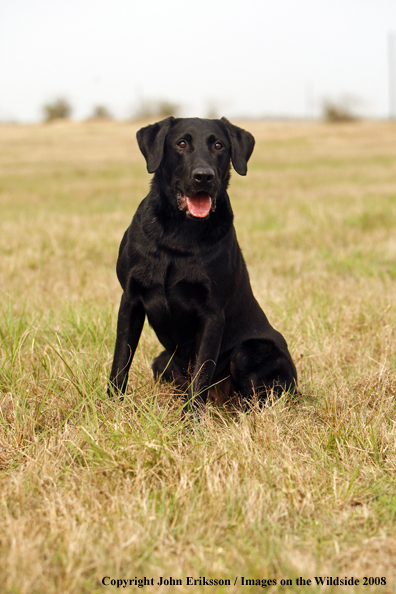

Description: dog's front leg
[187,313,225,412]
[108,293,145,395]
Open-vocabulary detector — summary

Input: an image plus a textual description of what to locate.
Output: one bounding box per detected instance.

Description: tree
[133,99,180,120]
[43,98,72,122]
[89,105,112,120]
[322,95,359,123]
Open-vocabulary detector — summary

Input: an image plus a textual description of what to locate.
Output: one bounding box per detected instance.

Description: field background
[0,120,396,593]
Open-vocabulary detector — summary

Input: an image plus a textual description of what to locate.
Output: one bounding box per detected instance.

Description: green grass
[0,120,396,593]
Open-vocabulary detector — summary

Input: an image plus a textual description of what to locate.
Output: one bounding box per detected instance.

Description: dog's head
[136,117,255,219]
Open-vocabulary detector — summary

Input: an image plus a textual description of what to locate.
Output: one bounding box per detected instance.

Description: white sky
[1,0,396,122]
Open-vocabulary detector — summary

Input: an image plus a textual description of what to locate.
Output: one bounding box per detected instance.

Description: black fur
[108,117,297,409]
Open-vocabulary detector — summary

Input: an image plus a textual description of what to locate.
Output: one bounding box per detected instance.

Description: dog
[108,117,297,409]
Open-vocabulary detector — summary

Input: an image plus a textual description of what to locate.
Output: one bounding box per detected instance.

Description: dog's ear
[136,117,175,173]
[220,118,255,176]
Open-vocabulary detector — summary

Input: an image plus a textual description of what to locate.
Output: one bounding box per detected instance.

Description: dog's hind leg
[229,338,297,402]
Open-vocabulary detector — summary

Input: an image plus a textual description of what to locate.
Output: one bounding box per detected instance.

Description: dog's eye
[214,142,223,150]
[177,140,187,149]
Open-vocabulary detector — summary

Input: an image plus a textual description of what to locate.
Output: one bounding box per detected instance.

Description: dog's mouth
[177,191,216,218]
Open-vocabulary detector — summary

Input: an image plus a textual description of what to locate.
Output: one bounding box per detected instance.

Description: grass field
[0,119,395,594]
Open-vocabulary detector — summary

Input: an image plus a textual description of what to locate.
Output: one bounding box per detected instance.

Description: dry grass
[0,119,396,593]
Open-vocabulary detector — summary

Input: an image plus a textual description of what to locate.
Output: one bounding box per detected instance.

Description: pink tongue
[186,193,211,218]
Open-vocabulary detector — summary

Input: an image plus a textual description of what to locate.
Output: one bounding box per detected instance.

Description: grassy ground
[0,119,395,594]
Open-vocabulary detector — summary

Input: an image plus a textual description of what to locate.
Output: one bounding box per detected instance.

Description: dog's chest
[131,254,212,326]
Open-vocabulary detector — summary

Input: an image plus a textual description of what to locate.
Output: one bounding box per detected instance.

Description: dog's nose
[192,167,215,184]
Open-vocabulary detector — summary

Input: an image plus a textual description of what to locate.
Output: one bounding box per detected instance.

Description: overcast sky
[1,0,396,122]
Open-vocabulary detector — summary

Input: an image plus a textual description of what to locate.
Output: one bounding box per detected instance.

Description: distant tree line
[41,95,360,123]
[42,97,181,123]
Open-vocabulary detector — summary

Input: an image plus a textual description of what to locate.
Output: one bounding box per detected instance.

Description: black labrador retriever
[108,117,297,409]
